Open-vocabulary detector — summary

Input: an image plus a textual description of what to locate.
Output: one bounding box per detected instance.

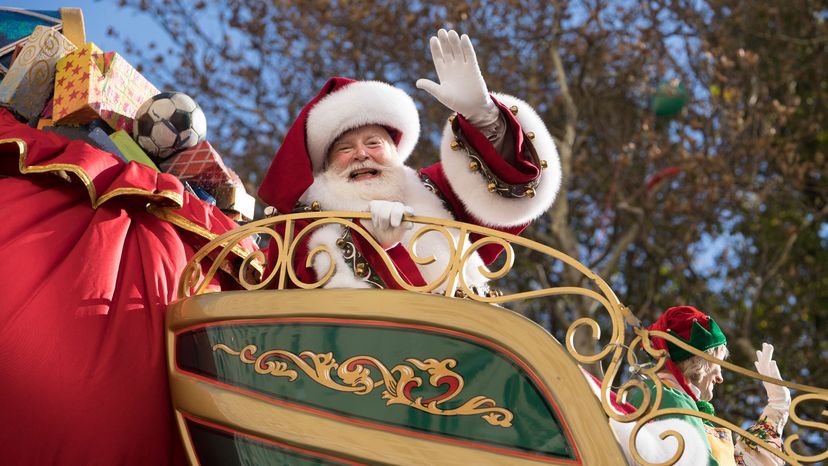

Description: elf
[629,306,790,465]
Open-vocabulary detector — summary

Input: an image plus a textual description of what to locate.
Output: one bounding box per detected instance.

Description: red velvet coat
[264,93,561,291]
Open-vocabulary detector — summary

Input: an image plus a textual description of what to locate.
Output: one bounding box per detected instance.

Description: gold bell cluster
[449,111,543,199]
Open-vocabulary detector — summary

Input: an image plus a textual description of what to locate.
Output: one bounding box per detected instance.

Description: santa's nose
[354,147,369,160]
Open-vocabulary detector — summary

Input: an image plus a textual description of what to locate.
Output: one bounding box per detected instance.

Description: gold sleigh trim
[183,212,828,465]
[212,343,514,428]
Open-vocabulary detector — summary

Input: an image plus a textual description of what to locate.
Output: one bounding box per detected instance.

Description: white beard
[301,161,407,212]
[301,160,408,249]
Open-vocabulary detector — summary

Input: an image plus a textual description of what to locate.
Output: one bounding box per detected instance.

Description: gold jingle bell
[354,262,368,277]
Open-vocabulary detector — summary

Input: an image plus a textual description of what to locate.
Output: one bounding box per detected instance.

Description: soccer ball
[133,92,207,160]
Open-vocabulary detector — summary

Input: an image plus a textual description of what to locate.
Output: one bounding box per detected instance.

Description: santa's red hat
[258,77,420,213]
[647,306,727,400]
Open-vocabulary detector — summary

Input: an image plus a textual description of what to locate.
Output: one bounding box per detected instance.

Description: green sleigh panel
[166,289,627,465]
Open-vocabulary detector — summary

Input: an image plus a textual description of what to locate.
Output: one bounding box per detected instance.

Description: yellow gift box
[109,130,159,172]
[53,42,158,132]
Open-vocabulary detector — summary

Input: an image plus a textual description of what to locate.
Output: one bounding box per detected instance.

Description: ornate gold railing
[616,331,828,465]
[177,211,828,465]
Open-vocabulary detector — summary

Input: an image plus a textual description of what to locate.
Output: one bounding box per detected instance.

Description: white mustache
[335,160,387,177]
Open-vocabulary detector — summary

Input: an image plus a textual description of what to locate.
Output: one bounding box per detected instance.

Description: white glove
[368,200,414,248]
[416,29,499,126]
[755,343,791,425]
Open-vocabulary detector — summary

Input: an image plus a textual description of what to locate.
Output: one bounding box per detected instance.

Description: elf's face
[326,125,399,181]
[696,360,724,401]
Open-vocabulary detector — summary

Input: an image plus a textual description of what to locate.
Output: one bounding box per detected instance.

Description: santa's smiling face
[310,124,406,210]
[326,124,398,180]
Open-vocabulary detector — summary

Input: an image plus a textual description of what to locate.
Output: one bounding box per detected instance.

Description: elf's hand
[368,200,414,248]
[755,343,791,431]
[416,29,498,127]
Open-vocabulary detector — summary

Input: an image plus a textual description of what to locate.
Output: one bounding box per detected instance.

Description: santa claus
[258,29,562,292]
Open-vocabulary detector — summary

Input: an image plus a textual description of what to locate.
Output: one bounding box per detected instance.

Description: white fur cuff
[440,93,561,227]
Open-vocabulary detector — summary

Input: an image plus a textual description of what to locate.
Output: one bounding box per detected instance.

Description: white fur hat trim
[305,80,420,171]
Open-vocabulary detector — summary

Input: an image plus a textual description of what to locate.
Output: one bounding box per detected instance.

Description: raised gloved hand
[755,343,791,428]
[368,200,414,248]
[416,29,499,127]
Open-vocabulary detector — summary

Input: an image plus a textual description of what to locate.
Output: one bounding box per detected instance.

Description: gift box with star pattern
[52,42,158,132]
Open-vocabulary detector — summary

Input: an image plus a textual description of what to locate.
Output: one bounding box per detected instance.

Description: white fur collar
[301,166,489,291]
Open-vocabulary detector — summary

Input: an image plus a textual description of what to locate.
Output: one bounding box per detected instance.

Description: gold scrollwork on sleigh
[177,211,828,465]
[174,211,632,309]
[212,343,514,428]
[617,330,828,466]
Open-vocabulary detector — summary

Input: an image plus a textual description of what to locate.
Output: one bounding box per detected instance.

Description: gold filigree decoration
[604,329,828,465]
[176,212,828,465]
[176,211,627,306]
[212,343,514,428]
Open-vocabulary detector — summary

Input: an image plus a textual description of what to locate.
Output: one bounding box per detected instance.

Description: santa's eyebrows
[333,133,384,148]
[330,137,354,150]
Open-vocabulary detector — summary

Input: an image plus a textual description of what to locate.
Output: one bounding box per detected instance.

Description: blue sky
[6,1,160,71]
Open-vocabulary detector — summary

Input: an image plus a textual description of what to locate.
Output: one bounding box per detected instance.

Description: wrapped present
[109,130,159,171]
[0,9,60,77]
[0,25,76,120]
[87,117,113,134]
[218,167,255,220]
[88,127,126,161]
[214,180,256,221]
[181,180,198,196]
[8,43,25,67]
[40,96,53,118]
[158,140,254,218]
[40,119,124,161]
[53,42,158,132]
[0,8,82,85]
[42,124,93,144]
[190,184,216,205]
[159,140,233,185]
